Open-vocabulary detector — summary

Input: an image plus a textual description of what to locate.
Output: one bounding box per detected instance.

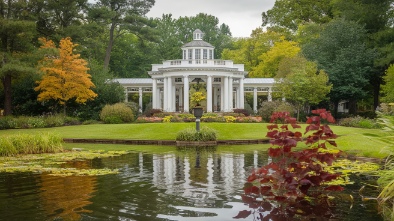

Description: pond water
[0,148,383,221]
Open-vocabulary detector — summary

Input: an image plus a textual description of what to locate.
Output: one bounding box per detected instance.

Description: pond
[0,147,383,221]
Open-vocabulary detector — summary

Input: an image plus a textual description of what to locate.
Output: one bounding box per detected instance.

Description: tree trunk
[333,101,339,119]
[103,21,116,70]
[3,74,12,116]
[63,104,66,116]
[373,78,381,110]
[348,99,358,115]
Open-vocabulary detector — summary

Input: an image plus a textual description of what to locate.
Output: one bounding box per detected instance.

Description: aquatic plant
[377,155,394,221]
[0,150,126,176]
[236,109,344,219]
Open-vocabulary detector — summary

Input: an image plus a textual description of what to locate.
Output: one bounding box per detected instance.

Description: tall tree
[262,0,333,31]
[175,13,232,58]
[381,64,394,103]
[35,37,97,115]
[221,28,282,72]
[88,0,157,70]
[331,0,394,109]
[0,17,37,115]
[154,14,182,60]
[250,37,300,78]
[302,19,376,115]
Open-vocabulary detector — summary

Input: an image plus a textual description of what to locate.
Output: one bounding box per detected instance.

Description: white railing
[162,59,234,68]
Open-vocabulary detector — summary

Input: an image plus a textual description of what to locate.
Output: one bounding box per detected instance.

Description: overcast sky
[146,0,276,38]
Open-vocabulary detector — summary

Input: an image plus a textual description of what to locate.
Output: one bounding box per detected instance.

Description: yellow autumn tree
[35,37,97,114]
[249,37,301,78]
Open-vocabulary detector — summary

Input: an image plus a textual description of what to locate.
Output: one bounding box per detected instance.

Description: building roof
[182,40,214,48]
[244,78,275,84]
[113,78,152,85]
[113,78,275,86]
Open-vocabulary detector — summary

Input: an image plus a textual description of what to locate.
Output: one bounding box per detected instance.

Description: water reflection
[39,174,97,220]
[0,148,383,221]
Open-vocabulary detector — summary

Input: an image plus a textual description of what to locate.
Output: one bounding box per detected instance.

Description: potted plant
[191,91,206,107]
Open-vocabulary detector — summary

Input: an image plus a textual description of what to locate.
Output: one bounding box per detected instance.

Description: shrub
[125,102,140,119]
[258,101,295,122]
[176,127,217,141]
[100,103,134,124]
[178,113,195,122]
[27,117,46,128]
[233,108,250,116]
[162,115,173,123]
[145,109,162,117]
[238,109,343,219]
[44,115,65,127]
[338,116,382,129]
[224,115,236,123]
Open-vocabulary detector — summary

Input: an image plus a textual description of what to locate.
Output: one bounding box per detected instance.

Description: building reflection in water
[150,151,256,207]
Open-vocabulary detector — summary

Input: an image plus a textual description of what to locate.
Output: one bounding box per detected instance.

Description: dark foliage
[235,109,344,220]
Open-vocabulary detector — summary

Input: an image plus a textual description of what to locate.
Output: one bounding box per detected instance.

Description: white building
[115,29,275,113]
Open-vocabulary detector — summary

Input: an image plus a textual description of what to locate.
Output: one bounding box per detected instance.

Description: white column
[239,78,244,109]
[268,87,272,102]
[213,86,217,112]
[124,87,128,102]
[168,77,173,112]
[228,77,233,110]
[152,79,157,109]
[183,75,189,112]
[224,76,229,112]
[253,87,258,113]
[220,81,224,111]
[163,77,168,111]
[172,84,176,112]
[158,87,162,110]
[138,87,143,113]
[207,75,212,112]
[179,86,183,109]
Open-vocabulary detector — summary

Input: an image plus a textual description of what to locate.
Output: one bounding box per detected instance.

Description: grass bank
[0,123,393,158]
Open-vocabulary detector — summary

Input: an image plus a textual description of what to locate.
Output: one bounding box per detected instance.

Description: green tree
[302,19,376,115]
[381,64,394,103]
[0,18,37,115]
[88,0,157,70]
[262,0,333,31]
[251,37,300,78]
[331,0,394,109]
[221,28,282,72]
[110,32,156,78]
[275,57,332,120]
[150,13,232,62]
[35,37,97,115]
[73,60,125,120]
[154,14,182,60]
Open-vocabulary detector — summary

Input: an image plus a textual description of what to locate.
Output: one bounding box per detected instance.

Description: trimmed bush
[233,108,250,116]
[100,103,134,124]
[338,116,382,129]
[0,133,63,156]
[176,127,217,141]
[145,109,162,117]
[258,101,295,122]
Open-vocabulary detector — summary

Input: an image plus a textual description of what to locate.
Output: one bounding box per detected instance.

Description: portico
[115,29,275,113]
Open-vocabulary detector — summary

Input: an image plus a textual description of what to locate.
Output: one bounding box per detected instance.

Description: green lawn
[1,122,393,158]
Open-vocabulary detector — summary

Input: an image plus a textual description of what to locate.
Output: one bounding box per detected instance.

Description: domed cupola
[181,29,215,61]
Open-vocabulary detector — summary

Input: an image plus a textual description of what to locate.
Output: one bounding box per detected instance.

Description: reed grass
[0,133,63,156]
